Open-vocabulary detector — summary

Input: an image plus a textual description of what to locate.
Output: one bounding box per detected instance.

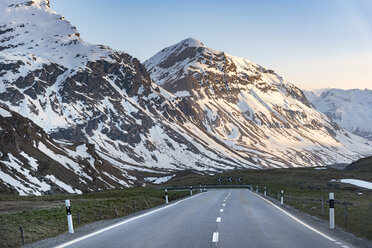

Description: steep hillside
[0,104,150,195]
[344,156,372,172]
[304,88,372,140]
[145,38,372,167]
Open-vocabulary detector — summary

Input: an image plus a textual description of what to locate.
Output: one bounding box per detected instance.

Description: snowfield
[144,175,176,184]
[304,88,372,141]
[337,179,372,190]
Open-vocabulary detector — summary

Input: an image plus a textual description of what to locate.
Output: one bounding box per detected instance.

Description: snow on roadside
[333,179,372,190]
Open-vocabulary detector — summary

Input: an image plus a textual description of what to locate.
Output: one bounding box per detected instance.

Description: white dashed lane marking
[212,232,219,242]
[211,191,230,245]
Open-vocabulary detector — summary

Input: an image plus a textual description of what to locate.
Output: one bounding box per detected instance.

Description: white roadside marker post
[280,190,284,205]
[256,186,258,193]
[65,200,74,234]
[165,188,169,204]
[190,186,193,196]
[200,185,202,193]
[329,193,335,229]
[264,186,267,197]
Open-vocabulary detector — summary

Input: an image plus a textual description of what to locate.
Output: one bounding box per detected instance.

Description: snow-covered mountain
[0,0,265,195]
[1,0,371,195]
[0,104,145,195]
[145,38,372,167]
[304,88,372,140]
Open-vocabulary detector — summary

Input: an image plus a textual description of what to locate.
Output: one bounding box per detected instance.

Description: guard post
[65,200,74,234]
[329,193,335,229]
[280,190,284,205]
[165,188,169,204]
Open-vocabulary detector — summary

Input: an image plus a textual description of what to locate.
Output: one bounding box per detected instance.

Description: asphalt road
[55,189,355,248]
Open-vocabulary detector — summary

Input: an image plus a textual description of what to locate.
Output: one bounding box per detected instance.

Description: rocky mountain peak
[145,39,372,169]
[145,38,310,108]
[3,0,51,14]
[0,0,114,74]
[179,38,205,48]
[33,0,50,8]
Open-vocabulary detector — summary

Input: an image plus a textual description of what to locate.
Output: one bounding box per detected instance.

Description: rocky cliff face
[0,104,147,195]
[145,38,372,167]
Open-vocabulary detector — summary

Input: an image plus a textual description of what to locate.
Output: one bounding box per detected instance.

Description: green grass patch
[0,187,189,248]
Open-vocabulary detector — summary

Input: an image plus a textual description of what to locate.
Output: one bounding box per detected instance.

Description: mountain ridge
[304,88,372,141]
[145,38,372,167]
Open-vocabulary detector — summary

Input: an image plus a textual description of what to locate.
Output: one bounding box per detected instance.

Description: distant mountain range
[0,0,371,195]
[304,88,372,141]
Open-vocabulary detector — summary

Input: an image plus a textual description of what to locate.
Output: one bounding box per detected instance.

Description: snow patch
[0,107,12,117]
[145,175,175,184]
[337,179,372,190]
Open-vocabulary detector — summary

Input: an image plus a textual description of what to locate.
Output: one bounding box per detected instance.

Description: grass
[0,187,189,248]
[1,167,371,247]
[164,167,372,240]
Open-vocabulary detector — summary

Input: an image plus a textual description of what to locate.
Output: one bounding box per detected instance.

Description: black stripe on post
[66,206,71,215]
[329,199,335,208]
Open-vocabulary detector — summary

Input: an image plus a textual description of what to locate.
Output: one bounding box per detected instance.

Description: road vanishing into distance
[55,189,354,248]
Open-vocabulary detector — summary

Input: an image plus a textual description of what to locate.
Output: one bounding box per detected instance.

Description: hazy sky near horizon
[51,0,372,90]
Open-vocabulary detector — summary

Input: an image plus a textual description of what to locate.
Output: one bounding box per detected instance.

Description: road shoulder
[249,190,372,248]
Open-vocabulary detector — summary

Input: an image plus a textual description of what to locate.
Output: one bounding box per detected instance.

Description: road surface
[55,189,354,248]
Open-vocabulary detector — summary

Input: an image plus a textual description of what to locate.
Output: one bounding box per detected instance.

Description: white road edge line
[216,217,221,223]
[220,209,224,212]
[54,192,206,248]
[252,191,336,242]
[212,232,219,242]
[222,203,226,207]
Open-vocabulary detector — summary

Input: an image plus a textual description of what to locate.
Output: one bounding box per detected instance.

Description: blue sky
[51,0,372,90]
